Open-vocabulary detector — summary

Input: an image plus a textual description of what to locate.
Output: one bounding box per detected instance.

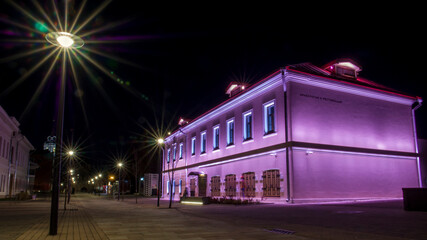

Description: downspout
[411,98,423,187]
[283,69,292,203]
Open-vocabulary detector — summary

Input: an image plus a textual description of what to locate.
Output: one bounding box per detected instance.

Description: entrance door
[9,174,14,197]
[198,174,207,197]
[190,178,196,197]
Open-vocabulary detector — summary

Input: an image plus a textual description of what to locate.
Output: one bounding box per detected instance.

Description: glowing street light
[45,32,84,48]
[157,138,164,144]
[117,162,123,201]
[68,150,74,156]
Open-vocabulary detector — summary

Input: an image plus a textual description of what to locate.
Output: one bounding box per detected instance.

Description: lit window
[243,111,253,141]
[173,144,176,161]
[264,100,275,135]
[179,179,182,194]
[213,125,220,150]
[201,131,206,154]
[167,148,171,163]
[179,143,183,159]
[227,119,234,146]
[166,180,169,194]
[191,137,196,156]
[172,180,175,194]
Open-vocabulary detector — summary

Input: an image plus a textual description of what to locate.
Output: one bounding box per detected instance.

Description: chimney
[324,59,362,79]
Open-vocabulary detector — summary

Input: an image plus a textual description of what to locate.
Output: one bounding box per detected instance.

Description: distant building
[43,136,56,153]
[143,173,159,196]
[0,106,34,198]
[162,59,422,203]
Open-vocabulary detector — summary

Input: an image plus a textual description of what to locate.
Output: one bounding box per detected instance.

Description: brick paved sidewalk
[9,194,424,240]
[16,198,109,240]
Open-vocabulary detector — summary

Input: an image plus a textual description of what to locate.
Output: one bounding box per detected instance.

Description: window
[243,111,253,141]
[172,180,175,194]
[241,172,256,197]
[264,100,276,134]
[226,119,234,146]
[191,137,196,156]
[211,176,221,197]
[225,174,237,197]
[179,179,182,194]
[172,144,176,161]
[262,169,280,197]
[201,131,206,154]
[166,180,170,194]
[213,125,219,150]
[179,143,183,159]
[167,148,171,163]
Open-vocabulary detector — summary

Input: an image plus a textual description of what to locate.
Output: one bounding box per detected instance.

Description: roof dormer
[225,82,249,98]
[323,59,362,79]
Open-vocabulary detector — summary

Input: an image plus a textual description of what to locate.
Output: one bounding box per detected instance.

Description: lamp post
[98,173,102,195]
[46,31,83,236]
[65,150,74,209]
[117,162,123,201]
[157,138,164,207]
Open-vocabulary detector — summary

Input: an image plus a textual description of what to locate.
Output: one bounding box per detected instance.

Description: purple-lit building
[162,59,423,203]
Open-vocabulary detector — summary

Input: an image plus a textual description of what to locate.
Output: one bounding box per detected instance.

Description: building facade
[162,59,422,203]
[0,105,34,198]
[142,173,159,196]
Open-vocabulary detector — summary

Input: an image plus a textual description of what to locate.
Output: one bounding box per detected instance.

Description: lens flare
[45,32,84,48]
[57,35,73,47]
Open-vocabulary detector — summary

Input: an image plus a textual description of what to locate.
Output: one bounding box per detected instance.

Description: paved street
[1,194,427,239]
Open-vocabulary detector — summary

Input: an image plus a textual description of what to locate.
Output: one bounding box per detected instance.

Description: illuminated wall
[286,72,420,200]
[288,81,416,152]
[292,149,418,199]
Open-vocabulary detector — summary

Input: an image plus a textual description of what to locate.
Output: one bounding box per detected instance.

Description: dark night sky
[0,1,426,167]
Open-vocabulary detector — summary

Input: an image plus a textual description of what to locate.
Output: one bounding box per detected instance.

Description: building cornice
[284,69,418,105]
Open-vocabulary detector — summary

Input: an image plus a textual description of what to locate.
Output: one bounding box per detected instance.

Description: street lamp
[65,150,75,209]
[117,162,123,201]
[157,138,165,207]
[46,31,84,236]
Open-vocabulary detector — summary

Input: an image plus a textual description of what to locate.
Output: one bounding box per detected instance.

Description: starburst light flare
[45,31,84,48]
[0,0,150,126]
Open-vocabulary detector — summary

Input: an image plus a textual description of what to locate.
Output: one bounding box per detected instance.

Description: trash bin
[402,188,427,211]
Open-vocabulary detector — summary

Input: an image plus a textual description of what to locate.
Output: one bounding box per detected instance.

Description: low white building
[0,105,34,198]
